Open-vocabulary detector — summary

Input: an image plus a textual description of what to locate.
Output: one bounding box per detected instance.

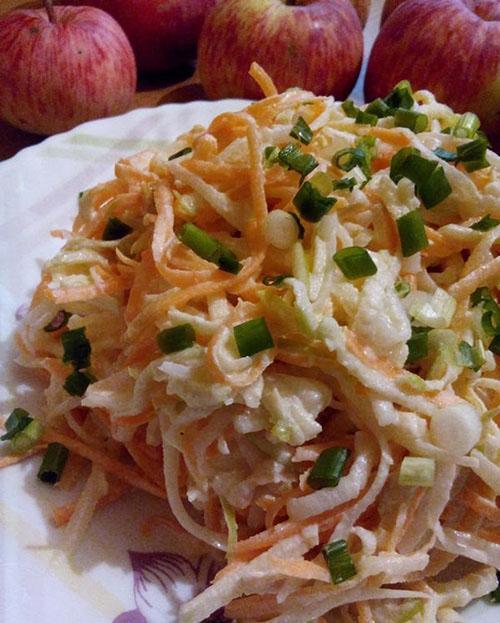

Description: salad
[2,63,500,622]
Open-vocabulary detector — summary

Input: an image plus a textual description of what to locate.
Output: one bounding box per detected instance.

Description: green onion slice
[470,214,500,232]
[458,340,485,372]
[390,147,423,184]
[399,456,436,487]
[395,280,411,298]
[396,210,429,257]
[61,327,91,370]
[489,335,500,356]
[63,370,96,397]
[322,539,357,584]
[168,147,192,161]
[355,110,378,126]
[293,181,336,223]
[341,100,359,118]
[333,247,377,280]
[365,98,391,118]
[264,145,280,166]
[10,419,43,454]
[452,112,480,138]
[278,143,318,178]
[43,310,71,333]
[332,177,356,191]
[481,303,500,336]
[233,317,274,358]
[102,217,133,241]
[470,287,492,307]
[263,274,292,286]
[178,223,242,274]
[394,109,428,133]
[157,324,195,355]
[383,80,414,110]
[333,138,375,181]
[290,116,313,145]
[456,138,490,172]
[307,447,350,490]
[1,408,32,441]
[406,326,431,365]
[37,442,69,485]
[310,171,333,196]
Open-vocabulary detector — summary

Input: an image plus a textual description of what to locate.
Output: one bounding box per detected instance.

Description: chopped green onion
[390,147,423,184]
[178,223,242,274]
[61,327,91,370]
[394,109,428,133]
[37,442,69,485]
[168,147,192,161]
[489,335,500,356]
[307,447,350,490]
[365,98,391,118]
[419,165,452,209]
[78,191,84,199]
[333,138,374,181]
[102,217,133,241]
[433,147,458,162]
[355,109,378,126]
[293,181,336,223]
[264,145,280,166]
[452,112,480,138]
[470,287,492,307]
[278,143,318,178]
[263,274,291,286]
[456,138,490,172]
[458,340,485,372]
[10,419,43,454]
[406,326,431,365]
[157,324,195,355]
[395,280,411,298]
[399,456,435,487]
[341,100,359,118]
[310,171,333,196]
[481,303,500,336]
[333,247,377,280]
[63,370,96,396]
[470,214,500,231]
[322,539,357,584]
[383,80,414,110]
[396,210,429,257]
[233,317,274,358]
[332,177,356,191]
[1,408,32,441]
[290,116,313,145]
[43,310,71,333]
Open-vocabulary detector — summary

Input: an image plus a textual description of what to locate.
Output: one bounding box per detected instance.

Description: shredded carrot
[249,62,278,98]
[115,409,155,427]
[0,445,46,469]
[43,430,165,499]
[365,126,411,147]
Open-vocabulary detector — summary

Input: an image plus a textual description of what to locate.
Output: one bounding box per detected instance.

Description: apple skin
[365,0,500,148]
[70,0,216,74]
[0,5,136,135]
[197,0,364,101]
[350,0,371,25]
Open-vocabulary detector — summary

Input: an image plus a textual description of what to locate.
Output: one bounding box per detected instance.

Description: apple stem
[44,0,57,24]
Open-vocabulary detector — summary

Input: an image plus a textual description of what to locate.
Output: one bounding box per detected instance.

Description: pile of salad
[2,64,499,622]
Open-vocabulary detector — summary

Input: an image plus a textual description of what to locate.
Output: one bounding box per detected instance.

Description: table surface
[0,1,384,162]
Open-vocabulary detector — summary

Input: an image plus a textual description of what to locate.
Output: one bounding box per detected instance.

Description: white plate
[0,98,497,623]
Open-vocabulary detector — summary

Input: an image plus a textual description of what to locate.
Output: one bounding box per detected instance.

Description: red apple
[0,1,136,135]
[365,0,500,148]
[351,0,371,25]
[197,0,364,101]
[381,0,406,23]
[70,0,216,74]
